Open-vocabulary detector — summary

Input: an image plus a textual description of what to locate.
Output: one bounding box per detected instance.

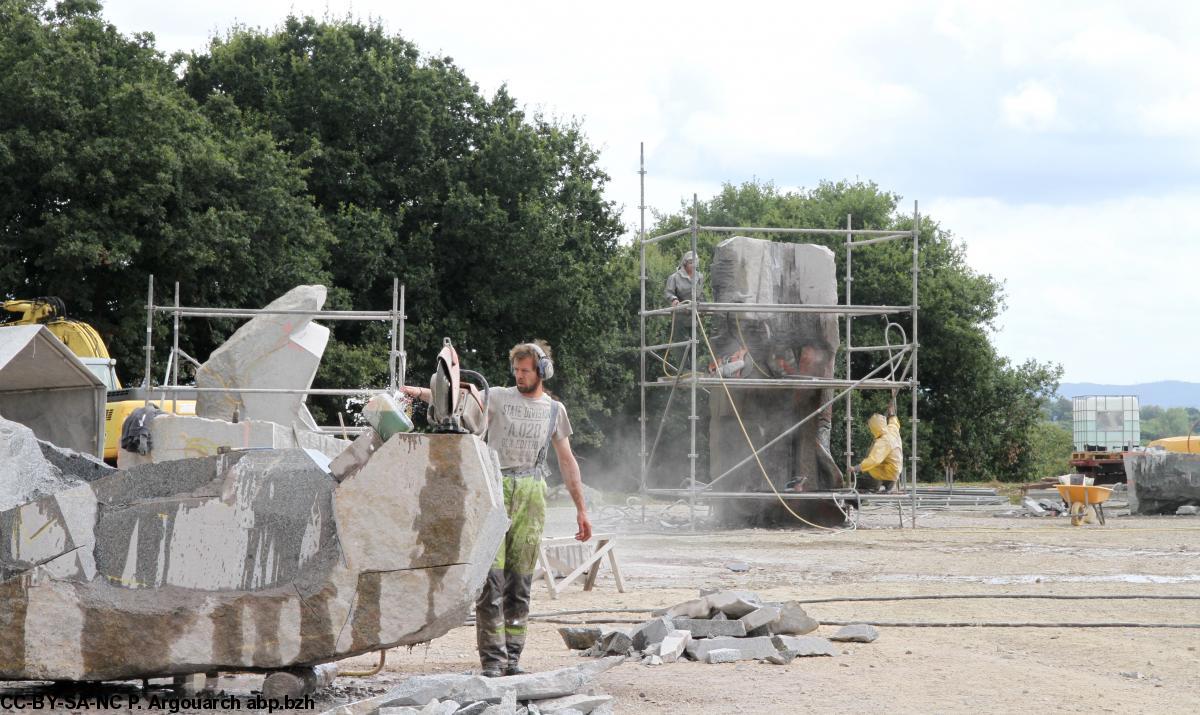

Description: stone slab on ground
[378,657,623,707]
[1177,505,1199,516]
[773,635,837,656]
[672,618,748,638]
[831,624,880,643]
[685,636,779,662]
[536,694,614,714]
[557,627,603,651]
[116,414,350,467]
[704,649,742,664]
[0,433,506,682]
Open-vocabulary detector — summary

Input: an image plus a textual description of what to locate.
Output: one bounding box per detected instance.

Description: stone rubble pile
[558,590,879,666]
[325,657,621,715]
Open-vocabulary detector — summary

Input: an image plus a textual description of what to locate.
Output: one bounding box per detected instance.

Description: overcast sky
[101,0,1199,385]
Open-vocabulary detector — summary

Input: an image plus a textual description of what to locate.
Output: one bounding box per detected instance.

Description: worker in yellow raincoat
[851,392,903,492]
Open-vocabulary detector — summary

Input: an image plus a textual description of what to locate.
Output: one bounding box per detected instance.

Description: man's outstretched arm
[553,436,592,542]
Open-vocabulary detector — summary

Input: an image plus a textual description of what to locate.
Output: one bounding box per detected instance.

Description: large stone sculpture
[0,433,507,681]
[706,236,843,526]
[194,284,330,430]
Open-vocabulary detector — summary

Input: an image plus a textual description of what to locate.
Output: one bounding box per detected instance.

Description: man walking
[403,340,592,677]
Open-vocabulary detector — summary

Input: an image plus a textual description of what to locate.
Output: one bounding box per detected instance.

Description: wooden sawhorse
[534,533,626,600]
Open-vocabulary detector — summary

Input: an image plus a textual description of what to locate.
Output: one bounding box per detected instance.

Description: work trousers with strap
[476,474,547,671]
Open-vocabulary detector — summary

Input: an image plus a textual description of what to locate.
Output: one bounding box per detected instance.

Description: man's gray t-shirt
[485,386,572,472]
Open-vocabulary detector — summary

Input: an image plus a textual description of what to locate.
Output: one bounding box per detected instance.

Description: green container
[364,392,413,440]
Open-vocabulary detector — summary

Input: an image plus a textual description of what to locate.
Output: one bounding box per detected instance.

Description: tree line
[2,0,1063,483]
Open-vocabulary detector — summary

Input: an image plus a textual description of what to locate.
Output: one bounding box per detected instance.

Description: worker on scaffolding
[664,250,703,306]
[851,391,903,493]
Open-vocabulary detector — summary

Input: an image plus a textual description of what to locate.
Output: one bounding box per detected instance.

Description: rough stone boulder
[194,285,330,430]
[1125,451,1200,515]
[0,416,114,512]
[0,433,507,681]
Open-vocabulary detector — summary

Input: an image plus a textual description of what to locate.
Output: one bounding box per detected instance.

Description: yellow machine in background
[2,297,193,462]
[1148,435,1200,454]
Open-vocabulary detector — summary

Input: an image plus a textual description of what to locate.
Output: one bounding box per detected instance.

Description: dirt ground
[345,503,1200,714]
[6,501,1200,714]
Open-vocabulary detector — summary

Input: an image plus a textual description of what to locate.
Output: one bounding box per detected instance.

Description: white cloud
[928,192,1198,383]
[1001,81,1061,132]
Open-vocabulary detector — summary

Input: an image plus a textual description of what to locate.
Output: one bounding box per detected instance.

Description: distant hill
[1059,381,1200,409]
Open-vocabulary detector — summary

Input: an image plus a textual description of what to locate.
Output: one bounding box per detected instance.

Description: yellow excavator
[2,298,193,462]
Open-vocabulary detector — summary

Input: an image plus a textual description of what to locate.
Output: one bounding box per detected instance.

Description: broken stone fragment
[672,618,748,639]
[770,601,820,635]
[454,703,490,715]
[765,649,796,665]
[831,624,880,643]
[658,630,692,664]
[1177,505,1199,516]
[330,429,383,482]
[686,636,778,662]
[557,627,604,651]
[661,597,710,620]
[262,663,338,700]
[704,590,762,618]
[738,606,781,632]
[598,630,633,655]
[772,635,837,657]
[704,649,742,664]
[630,616,673,652]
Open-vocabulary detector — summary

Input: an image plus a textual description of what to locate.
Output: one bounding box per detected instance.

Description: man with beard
[402,340,592,677]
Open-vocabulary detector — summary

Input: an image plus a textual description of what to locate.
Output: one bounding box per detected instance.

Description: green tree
[179,16,627,445]
[635,180,1062,483]
[0,0,332,380]
[1028,420,1073,478]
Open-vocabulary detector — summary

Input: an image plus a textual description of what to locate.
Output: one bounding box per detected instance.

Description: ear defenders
[512,342,554,380]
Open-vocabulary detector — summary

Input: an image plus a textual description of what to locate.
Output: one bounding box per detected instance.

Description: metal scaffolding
[139,276,406,431]
[636,147,922,528]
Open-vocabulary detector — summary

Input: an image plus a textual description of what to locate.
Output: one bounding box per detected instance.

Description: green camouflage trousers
[476,474,547,671]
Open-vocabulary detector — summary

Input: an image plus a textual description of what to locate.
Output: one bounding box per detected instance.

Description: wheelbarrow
[1056,484,1114,526]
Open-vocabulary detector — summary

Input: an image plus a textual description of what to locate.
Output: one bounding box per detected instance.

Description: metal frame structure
[139,276,406,430]
[636,147,922,528]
